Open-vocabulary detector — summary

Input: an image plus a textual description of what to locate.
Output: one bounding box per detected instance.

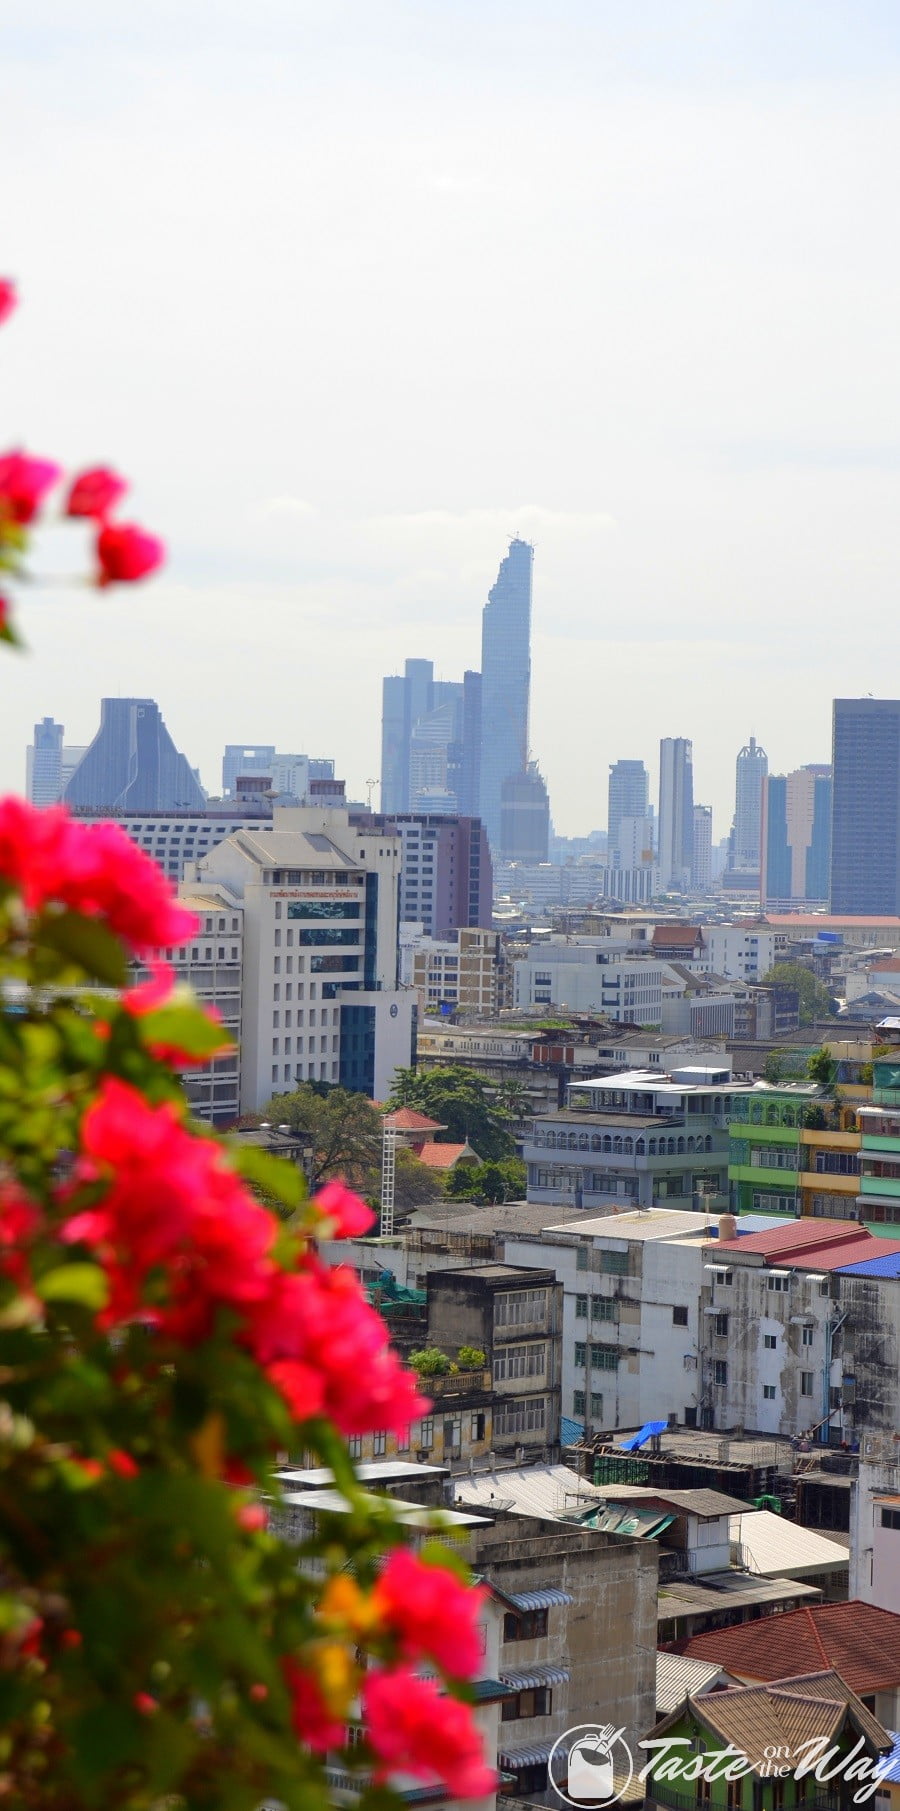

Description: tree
[260,1084,383,1189]
[492,1076,533,1124]
[761,962,837,1027]
[445,1158,528,1204]
[392,1147,446,1212]
[763,1050,785,1084]
[387,1067,514,1161]
[807,1045,838,1093]
[0,281,489,1808]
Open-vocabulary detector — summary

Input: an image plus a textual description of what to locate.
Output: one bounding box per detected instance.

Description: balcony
[426,1370,491,1398]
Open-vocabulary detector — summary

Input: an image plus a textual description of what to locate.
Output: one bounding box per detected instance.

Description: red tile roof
[409,1140,475,1170]
[383,1107,447,1133]
[675,1603,900,1696]
[710,1217,900,1271]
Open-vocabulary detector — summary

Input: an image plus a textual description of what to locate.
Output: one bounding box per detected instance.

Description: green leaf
[37,910,127,986]
[231,1144,305,1210]
[137,998,232,1060]
[35,1263,109,1311]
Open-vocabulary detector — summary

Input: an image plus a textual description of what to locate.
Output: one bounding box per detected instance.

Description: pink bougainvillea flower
[281,1656,350,1753]
[371,1549,486,1679]
[0,450,62,525]
[96,522,165,586]
[245,1260,427,1436]
[122,959,176,1015]
[0,797,198,952]
[312,1179,376,1238]
[0,280,17,326]
[107,1448,139,1479]
[363,1669,496,1799]
[65,465,128,522]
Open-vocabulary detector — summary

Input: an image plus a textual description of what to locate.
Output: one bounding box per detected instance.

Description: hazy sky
[4,1,900,838]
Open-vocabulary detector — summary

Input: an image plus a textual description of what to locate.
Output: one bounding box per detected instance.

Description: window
[372,1430,386,1457]
[592,1298,618,1322]
[397,1425,410,1454]
[715,1313,729,1337]
[348,1435,362,1460]
[601,1250,629,1275]
[494,1397,546,1436]
[672,1305,689,1327]
[502,1609,549,1643]
[495,1289,547,1327]
[763,1384,776,1400]
[590,1392,603,1419]
[574,1343,587,1368]
[501,1687,551,1721]
[763,1333,777,1349]
[493,1344,546,1382]
[576,1247,588,1271]
[800,1371,814,1397]
[881,1507,900,1530]
[573,1390,586,1417]
[802,1324,814,1347]
[767,1275,790,1292]
[575,1295,588,1319]
[418,1417,434,1449]
[470,1412,485,1441]
[591,1347,619,1372]
[713,1360,727,1386]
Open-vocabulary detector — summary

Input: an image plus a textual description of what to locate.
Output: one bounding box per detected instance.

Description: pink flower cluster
[363,1671,497,1799]
[0,797,198,953]
[372,1549,486,1677]
[61,1079,425,1436]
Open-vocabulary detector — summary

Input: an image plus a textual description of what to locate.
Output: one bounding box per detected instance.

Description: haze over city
[5,1,900,833]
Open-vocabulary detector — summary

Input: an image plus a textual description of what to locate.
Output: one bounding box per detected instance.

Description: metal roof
[656,1652,730,1713]
[452,1463,605,1524]
[506,1588,574,1611]
[499,1739,572,1768]
[839,1252,900,1278]
[597,1483,749,1517]
[731,1511,850,1577]
[499,1664,571,1690]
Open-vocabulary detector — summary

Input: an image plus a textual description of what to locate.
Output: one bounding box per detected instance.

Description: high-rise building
[479,538,533,851]
[222,745,276,797]
[25,719,87,806]
[831,699,900,914]
[658,737,694,891]
[196,805,414,1106]
[608,760,650,860]
[500,765,550,863]
[761,765,832,908]
[63,699,206,812]
[354,812,492,938]
[691,804,713,891]
[26,717,64,806]
[380,661,480,819]
[731,736,768,874]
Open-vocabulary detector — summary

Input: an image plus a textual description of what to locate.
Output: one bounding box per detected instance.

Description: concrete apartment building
[135,887,243,1125]
[524,1067,746,1211]
[728,1084,862,1221]
[355,811,492,936]
[427,1264,563,1459]
[401,925,501,1018]
[194,805,414,1106]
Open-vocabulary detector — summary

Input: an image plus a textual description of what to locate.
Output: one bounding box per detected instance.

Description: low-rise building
[427,1264,563,1459]
[134,886,243,1124]
[728,1084,862,1222]
[403,926,501,1018]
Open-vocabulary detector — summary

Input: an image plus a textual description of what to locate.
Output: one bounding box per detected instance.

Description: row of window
[493,1344,546,1381]
[272,1060,338,1085]
[573,1391,604,1418]
[575,1296,617,1321]
[494,1397,547,1436]
[573,1344,619,1371]
[533,1131,715,1156]
[272,1036,338,1057]
[495,1290,547,1327]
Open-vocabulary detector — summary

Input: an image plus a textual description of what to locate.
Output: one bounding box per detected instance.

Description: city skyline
[3,4,899,835]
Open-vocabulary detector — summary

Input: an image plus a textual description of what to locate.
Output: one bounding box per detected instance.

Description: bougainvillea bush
[0,277,493,1809]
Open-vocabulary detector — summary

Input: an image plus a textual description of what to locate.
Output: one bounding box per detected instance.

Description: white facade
[513,943,673,1022]
[703,926,776,982]
[692,805,712,891]
[140,888,243,1125]
[503,1212,712,1435]
[658,737,694,891]
[76,813,271,883]
[194,806,412,1109]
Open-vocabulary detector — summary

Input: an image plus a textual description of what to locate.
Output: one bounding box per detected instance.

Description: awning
[618,1419,667,1451]
[506,1588,574,1611]
[499,1739,572,1769]
[499,1665,570,1690]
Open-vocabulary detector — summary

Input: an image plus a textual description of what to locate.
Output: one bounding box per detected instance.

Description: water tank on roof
[718,1212,738,1242]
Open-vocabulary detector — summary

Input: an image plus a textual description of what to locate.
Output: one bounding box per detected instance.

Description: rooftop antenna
[366,778,378,810]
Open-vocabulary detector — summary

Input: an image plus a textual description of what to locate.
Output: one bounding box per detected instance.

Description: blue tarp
[618,1420,667,1452]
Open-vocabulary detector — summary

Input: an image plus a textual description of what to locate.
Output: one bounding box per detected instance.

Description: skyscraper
[63,699,206,813]
[657,737,694,891]
[479,538,533,851]
[380,659,435,813]
[500,765,550,863]
[692,804,713,891]
[761,765,832,908]
[831,699,900,914]
[222,745,276,797]
[26,717,64,807]
[608,760,650,861]
[732,736,768,874]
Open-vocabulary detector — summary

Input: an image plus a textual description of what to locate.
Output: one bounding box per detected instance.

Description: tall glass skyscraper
[732,736,768,873]
[831,699,900,914]
[608,760,650,860]
[658,737,694,891]
[479,538,533,852]
[761,765,832,907]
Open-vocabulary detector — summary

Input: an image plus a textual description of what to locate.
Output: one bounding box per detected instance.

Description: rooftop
[712,1218,900,1272]
[547,1209,720,1242]
[595,1484,749,1518]
[659,1573,821,1622]
[730,1511,850,1577]
[383,1107,447,1132]
[676,1601,900,1693]
[409,1140,475,1169]
[664,1671,892,1770]
[656,1652,732,1713]
[452,1463,606,1524]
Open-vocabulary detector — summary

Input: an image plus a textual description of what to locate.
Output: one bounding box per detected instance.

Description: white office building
[193,806,415,1108]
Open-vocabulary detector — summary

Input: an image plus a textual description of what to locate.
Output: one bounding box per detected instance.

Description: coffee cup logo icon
[549,1723,633,1809]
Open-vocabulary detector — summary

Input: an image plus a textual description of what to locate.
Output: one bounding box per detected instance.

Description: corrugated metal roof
[506,1589,574,1611]
[731,1510,851,1576]
[451,1463,605,1524]
[499,1664,570,1690]
[839,1252,900,1278]
[499,1740,571,1768]
[656,1653,728,1713]
[561,1415,585,1446]
[598,1484,749,1516]
[877,1731,900,1783]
